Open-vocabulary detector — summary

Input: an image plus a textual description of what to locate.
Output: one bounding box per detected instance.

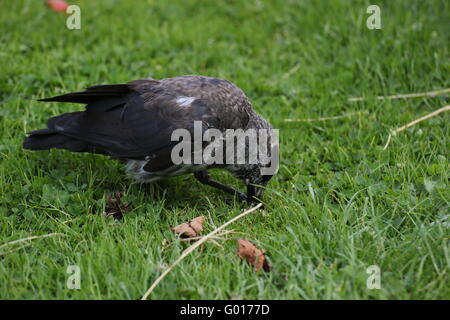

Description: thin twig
[208,239,224,250]
[0,244,31,256]
[282,64,301,79]
[179,235,224,242]
[284,111,366,122]
[348,88,450,102]
[0,233,65,250]
[383,105,450,150]
[141,203,263,300]
[179,230,246,242]
[163,230,248,250]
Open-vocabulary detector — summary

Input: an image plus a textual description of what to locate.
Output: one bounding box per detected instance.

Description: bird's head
[231,142,278,203]
[246,170,274,202]
[240,111,278,203]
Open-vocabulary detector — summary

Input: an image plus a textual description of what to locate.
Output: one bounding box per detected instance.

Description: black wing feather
[30,80,217,172]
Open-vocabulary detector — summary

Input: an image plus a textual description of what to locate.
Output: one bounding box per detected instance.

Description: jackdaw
[23,75,277,203]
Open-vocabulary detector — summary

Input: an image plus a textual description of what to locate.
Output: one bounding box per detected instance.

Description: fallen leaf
[45,0,69,12]
[171,216,205,239]
[103,192,131,220]
[236,238,270,272]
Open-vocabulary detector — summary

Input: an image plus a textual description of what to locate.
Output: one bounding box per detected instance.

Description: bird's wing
[39,79,217,171]
[37,76,252,171]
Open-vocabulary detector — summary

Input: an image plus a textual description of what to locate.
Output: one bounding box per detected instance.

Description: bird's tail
[24,84,135,154]
[23,112,97,153]
[23,127,88,152]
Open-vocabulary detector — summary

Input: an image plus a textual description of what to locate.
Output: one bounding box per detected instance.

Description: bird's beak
[247,184,263,203]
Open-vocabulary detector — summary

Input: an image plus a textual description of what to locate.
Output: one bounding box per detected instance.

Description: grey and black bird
[23,75,276,203]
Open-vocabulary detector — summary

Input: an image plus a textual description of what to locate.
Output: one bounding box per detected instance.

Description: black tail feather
[23,131,87,152]
[38,84,131,104]
[25,83,142,157]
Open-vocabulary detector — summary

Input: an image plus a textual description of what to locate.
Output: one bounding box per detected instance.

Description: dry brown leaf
[103,192,131,220]
[171,216,205,239]
[141,203,263,300]
[236,238,270,272]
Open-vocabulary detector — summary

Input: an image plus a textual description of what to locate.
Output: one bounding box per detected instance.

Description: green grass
[0,0,449,299]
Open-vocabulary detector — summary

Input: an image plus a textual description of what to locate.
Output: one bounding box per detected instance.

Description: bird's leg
[247,184,260,204]
[194,171,247,202]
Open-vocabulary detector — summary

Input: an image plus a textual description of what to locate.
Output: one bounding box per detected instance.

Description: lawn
[0,0,449,299]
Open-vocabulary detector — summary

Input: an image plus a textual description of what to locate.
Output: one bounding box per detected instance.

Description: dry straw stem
[284,88,450,123]
[383,105,450,150]
[179,229,247,242]
[284,111,367,122]
[141,203,263,300]
[282,64,301,79]
[0,233,65,255]
[0,244,31,256]
[162,230,248,251]
[348,88,450,102]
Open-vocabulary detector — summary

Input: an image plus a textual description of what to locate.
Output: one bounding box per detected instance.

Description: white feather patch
[176,96,196,107]
[124,159,208,183]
